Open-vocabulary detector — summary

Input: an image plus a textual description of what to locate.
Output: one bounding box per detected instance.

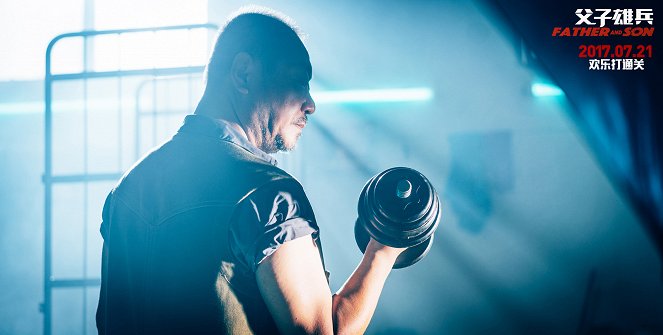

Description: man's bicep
[256,235,333,335]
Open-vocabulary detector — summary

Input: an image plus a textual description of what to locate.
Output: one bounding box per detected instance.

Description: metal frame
[43,23,218,335]
[133,73,204,159]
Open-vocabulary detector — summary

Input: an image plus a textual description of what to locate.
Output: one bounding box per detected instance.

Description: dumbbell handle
[396,179,412,198]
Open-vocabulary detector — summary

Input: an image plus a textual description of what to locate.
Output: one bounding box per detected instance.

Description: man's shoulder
[111,135,295,205]
[123,134,283,178]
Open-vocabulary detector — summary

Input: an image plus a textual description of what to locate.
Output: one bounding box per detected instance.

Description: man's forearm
[332,240,401,335]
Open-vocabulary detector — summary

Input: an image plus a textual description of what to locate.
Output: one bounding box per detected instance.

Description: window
[0,0,208,80]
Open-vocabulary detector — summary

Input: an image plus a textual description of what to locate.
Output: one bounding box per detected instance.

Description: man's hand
[364,238,407,262]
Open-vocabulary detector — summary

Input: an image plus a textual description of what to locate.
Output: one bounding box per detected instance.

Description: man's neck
[194,90,261,148]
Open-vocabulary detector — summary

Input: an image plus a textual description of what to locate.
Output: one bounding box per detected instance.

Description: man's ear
[230,52,254,95]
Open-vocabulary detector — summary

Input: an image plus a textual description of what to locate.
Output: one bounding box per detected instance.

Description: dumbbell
[354,167,441,269]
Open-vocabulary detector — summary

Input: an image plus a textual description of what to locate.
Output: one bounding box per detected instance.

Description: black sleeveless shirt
[96,115,325,334]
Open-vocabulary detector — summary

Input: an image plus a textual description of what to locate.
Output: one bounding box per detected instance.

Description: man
[97,9,404,335]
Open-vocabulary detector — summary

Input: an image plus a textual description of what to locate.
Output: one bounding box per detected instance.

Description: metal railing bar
[50,66,206,81]
[43,173,123,184]
[45,24,219,64]
[49,278,102,288]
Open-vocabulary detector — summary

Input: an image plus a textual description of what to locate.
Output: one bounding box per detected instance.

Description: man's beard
[274,134,288,152]
[259,131,296,153]
[256,99,304,153]
[276,130,304,152]
[265,106,301,153]
[259,119,296,153]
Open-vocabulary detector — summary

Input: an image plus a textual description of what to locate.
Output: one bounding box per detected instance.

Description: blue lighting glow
[531,82,565,97]
[0,87,435,115]
[312,87,434,104]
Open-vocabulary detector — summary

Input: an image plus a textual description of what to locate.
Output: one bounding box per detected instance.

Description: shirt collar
[178,114,278,166]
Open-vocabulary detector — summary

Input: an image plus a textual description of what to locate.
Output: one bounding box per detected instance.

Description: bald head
[197,9,316,154]
[205,11,311,87]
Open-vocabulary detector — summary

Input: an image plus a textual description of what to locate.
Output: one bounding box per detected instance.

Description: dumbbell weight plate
[354,167,441,269]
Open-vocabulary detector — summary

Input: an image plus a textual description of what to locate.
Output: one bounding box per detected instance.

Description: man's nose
[302,92,316,115]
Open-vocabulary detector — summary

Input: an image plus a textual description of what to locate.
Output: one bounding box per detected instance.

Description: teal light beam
[531,82,565,97]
